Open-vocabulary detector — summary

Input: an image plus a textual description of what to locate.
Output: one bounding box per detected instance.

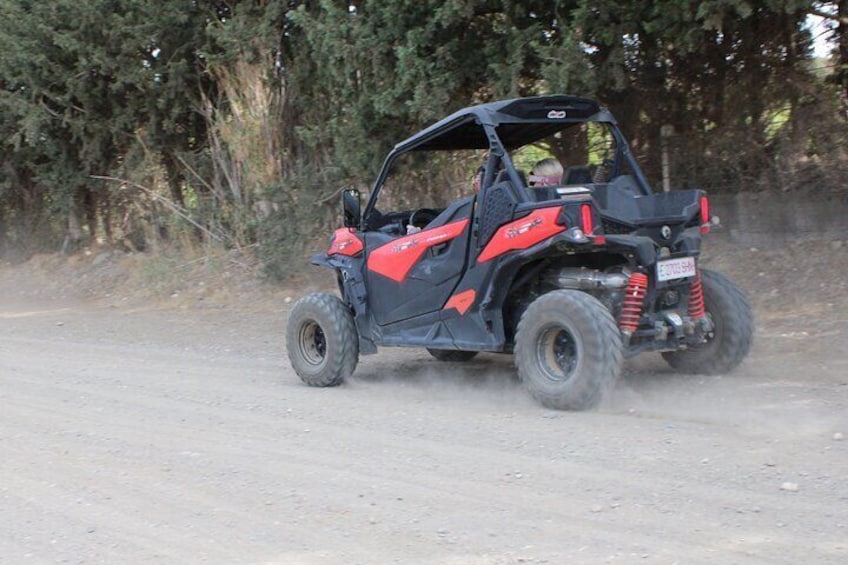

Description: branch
[37,97,62,118]
[317,185,350,206]
[174,154,217,197]
[809,6,848,26]
[90,175,227,244]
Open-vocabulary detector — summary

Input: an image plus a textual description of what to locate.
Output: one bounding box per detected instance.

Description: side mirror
[342,188,361,229]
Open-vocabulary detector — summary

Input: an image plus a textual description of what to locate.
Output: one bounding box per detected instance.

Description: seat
[424,195,475,229]
[494,169,527,187]
[563,165,593,185]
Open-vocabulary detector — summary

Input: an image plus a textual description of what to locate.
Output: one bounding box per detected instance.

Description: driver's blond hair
[531,158,564,179]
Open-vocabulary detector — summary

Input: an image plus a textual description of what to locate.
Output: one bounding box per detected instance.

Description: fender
[310,253,334,269]
[309,252,378,355]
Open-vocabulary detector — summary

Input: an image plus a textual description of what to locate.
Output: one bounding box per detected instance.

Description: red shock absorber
[689,271,706,320]
[619,272,649,336]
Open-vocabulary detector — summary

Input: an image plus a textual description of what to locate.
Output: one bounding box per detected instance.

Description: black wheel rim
[536,325,579,382]
[298,320,327,366]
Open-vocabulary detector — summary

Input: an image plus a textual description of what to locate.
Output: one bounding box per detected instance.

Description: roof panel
[393,95,607,153]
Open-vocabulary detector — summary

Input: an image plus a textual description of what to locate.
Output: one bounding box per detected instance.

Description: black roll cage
[359,95,652,229]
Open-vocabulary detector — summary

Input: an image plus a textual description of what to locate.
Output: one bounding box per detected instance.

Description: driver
[406,219,423,235]
[471,165,485,192]
[528,158,564,186]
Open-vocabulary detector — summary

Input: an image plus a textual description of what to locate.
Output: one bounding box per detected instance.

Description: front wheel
[426,348,478,362]
[286,292,359,387]
[515,290,623,410]
[662,269,753,374]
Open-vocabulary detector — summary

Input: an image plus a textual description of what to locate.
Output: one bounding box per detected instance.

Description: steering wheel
[408,208,441,229]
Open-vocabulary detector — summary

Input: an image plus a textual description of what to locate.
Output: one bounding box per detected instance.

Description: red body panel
[477,207,564,263]
[367,219,469,282]
[328,228,364,257]
[444,289,476,315]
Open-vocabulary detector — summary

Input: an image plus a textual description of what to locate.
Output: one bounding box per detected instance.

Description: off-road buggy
[286,95,754,410]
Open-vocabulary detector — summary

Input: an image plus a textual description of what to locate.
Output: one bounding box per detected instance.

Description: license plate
[657,257,696,282]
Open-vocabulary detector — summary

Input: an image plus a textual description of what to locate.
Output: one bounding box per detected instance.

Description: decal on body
[367,219,469,282]
[327,228,364,256]
[477,207,564,263]
[444,289,476,315]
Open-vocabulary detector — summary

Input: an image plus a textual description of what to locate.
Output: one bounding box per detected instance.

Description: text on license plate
[657,257,697,282]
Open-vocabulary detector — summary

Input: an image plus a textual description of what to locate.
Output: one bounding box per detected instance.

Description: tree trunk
[839,0,848,114]
[101,190,113,244]
[0,211,6,257]
[161,152,186,208]
[63,202,83,254]
[82,187,98,245]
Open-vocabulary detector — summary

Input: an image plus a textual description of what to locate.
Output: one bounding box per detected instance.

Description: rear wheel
[515,290,623,410]
[662,269,753,374]
[426,348,479,362]
[286,292,359,387]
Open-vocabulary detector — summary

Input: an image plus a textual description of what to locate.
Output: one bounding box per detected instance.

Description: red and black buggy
[286,95,754,410]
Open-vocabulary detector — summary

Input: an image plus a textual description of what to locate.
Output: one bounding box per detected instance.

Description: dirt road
[1,254,847,564]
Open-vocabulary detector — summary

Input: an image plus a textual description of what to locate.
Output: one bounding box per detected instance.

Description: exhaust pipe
[545,267,629,290]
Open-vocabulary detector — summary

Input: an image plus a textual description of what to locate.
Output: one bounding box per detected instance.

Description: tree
[539,0,818,189]
[0,1,151,246]
[0,0,844,265]
[810,1,848,110]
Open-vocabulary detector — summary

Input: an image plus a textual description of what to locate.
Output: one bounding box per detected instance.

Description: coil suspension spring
[619,272,649,335]
[689,271,706,320]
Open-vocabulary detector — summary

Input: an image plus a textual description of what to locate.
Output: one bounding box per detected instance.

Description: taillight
[700,196,710,234]
[581,203,606,244]
[581,204,594,235]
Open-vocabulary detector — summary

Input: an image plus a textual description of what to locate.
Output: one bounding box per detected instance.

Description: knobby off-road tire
[286,292,359,387]
[426,348,479,362]
[515,290,623,410]
[662,269,754,375]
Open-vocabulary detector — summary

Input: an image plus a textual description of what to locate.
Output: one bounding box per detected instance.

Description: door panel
[365,219,470,325]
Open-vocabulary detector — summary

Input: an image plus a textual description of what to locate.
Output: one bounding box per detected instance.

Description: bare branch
[317,185,350,205]
[90,175,228,245]
[809,6,848,26]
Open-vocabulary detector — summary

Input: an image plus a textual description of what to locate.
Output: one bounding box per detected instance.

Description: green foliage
[255,164,333,282]
[0,0,846,271]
